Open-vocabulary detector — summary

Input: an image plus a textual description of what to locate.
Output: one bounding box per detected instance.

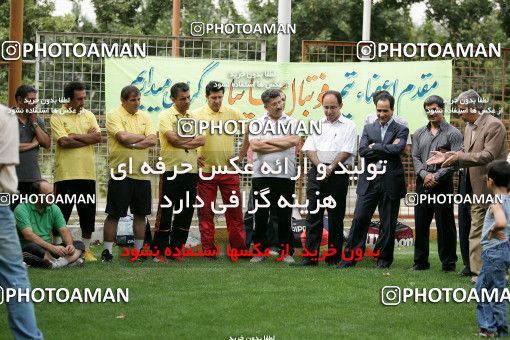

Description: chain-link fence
[301,40,510,219]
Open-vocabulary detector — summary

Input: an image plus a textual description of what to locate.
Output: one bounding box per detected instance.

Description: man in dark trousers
[427,89,508,283]
[411,95,462,272]
[339,92,408,269]
[458,169,472,276]
[296,90,357,266]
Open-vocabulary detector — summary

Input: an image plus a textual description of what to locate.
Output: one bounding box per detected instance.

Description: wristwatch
[32,122,39,129]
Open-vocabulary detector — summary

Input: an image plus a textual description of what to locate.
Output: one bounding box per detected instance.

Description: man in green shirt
[14,180,84,268]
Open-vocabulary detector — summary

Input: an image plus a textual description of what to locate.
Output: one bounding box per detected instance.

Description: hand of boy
[488,225,506,241]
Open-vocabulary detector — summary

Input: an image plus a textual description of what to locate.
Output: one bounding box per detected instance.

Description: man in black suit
[339,92,408,269]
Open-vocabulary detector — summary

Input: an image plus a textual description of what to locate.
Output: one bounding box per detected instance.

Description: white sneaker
[282,255,295,264]
[267,250,279,257]
[250,256,265,263]
[50,259,65,269]
[50,257,69,269]
[68,258,84,267]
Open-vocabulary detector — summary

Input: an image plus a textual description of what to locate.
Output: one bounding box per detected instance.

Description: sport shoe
[153,255,167,263]
[50,257,68,269]
[250,256,265,263]
[282,255,295,264]
[471,276,478,284]
[478,329,497,337]
[83,249,97,262]
[68,258,84,267]
[267,249,279,257]
[101,249,113,262]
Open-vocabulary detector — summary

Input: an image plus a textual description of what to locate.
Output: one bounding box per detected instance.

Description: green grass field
[0,243,483,339]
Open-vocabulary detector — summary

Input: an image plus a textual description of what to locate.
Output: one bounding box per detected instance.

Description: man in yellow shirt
[51,81,101,262]
[152,83,204,263]
[102,85,157,261]
[193,81,249,256]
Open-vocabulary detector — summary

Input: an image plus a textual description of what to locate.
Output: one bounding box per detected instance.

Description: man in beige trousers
[428,89,508,282]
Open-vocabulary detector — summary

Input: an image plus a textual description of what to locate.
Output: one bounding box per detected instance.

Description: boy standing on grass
[476,160,510,337]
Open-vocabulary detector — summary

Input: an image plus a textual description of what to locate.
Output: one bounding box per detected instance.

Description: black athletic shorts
[105,177,151,218]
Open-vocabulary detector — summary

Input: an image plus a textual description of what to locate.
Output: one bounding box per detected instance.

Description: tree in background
[246,0,419,61]
[421,0,509,44]
[91,0,244,36]
[0,0,77,104]
[91,0,144,34]
[69,0,96,32]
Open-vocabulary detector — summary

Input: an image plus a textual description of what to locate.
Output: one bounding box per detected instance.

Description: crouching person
[14,179,84,268]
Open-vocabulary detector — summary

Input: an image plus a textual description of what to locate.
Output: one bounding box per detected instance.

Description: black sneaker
[460,266,473,276]
[290,259,318,267]
[412,264,430,271]
[101,249,113,262]
[337,261,355,269]
[442,266,456,273]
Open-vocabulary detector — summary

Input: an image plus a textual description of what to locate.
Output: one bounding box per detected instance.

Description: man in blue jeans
[0,104,44,339]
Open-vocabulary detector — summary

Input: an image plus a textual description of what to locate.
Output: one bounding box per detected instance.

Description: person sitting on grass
[14,179,85,268]
[475,160,510,337]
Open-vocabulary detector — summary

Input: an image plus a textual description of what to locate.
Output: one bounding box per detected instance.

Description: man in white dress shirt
[296,90,357,266]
